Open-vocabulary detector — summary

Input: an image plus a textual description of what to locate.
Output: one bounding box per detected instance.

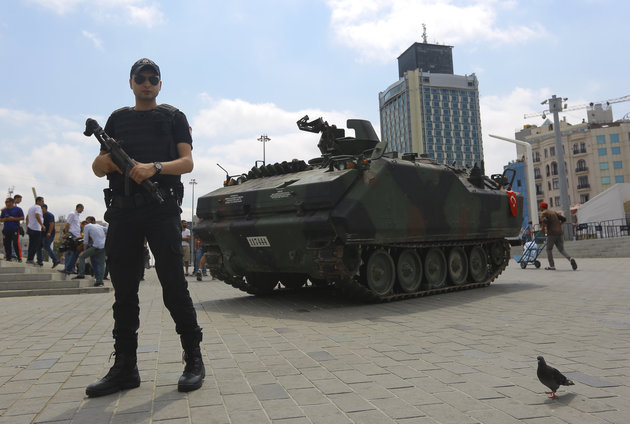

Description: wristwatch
[153,162,163,175]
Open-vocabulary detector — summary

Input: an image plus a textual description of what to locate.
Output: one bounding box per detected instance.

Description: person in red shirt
[539,202,578,271]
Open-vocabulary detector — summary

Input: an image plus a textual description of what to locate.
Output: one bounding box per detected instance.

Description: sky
[1,0,630,222]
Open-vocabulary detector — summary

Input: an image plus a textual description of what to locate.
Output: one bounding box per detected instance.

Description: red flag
[507,191,518,216]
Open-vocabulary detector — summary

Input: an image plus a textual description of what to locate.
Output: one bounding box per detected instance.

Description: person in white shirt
[61,203,84,274]
[25,196,45,265]
[181,220,191,276]
[73,216,106,286]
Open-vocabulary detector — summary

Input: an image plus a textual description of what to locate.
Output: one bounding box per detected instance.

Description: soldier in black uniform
[86,58,204,397]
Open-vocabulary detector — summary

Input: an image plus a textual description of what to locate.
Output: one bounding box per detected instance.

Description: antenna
[422,23,427,43]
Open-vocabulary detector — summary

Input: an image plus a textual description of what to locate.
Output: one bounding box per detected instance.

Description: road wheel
[365,249,395,296]
[468,246,488,283]
[396,249,422,293]
[424,248,447,289]
[447,247,468,285]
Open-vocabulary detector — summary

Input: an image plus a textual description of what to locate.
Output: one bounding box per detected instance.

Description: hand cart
[513,232,547,269]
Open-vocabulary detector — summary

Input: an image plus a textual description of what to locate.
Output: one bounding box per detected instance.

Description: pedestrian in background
[520,220,534,245]
[12,194,24,260]
[61,203,84,274]
[42,204,60,268]
[1,198,24,261]
[73,216,106,287]
[181,220,191,276]
[25,196,45,266]
[539,202,578,271]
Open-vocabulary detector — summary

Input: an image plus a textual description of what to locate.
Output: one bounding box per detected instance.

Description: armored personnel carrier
[195,116,522,301]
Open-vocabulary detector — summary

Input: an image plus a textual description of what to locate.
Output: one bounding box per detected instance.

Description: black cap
[130,58,160,78]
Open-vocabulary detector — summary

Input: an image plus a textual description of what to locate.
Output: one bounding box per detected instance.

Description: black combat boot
[178,333,205,392]
[85,344,140,397]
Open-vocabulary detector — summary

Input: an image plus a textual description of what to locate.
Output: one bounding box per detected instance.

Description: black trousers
[27,228,43,262]
[104,199,201,351]
[2,229,19,260]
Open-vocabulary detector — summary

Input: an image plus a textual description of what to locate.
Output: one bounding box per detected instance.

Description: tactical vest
[104,104,190,194]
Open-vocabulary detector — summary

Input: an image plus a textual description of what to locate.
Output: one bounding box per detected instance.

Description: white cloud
[25,0,84,14]
[480,86,550,175]
[326,0,547,63]
[0,108,107,219]
[82,30,103,49]
[126,4,164,27]
[26,0,163,28]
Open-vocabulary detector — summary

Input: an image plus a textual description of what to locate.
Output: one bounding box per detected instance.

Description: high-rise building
[379,42,484,168]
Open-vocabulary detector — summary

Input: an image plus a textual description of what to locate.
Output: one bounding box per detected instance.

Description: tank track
[210,239,511,303]
[336,239,511,302]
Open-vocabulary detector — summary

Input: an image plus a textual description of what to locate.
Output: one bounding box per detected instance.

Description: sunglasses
[133,75,160,85]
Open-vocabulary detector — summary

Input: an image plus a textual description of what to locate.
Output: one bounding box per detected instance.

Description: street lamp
[543,95,572,237]
[189,178,197,265]
[258,134,271,165]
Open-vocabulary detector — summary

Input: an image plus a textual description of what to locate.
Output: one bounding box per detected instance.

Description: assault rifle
[84,118,164,204]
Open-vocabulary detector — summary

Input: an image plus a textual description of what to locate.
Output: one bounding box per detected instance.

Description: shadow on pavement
[197,281,543,323]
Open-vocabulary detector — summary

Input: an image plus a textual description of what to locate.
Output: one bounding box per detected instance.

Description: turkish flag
[507,191,518,216]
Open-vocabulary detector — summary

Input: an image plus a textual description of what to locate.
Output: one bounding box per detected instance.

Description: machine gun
[297,115,346,155]
[297,115,380,157]
[84,118,164,204]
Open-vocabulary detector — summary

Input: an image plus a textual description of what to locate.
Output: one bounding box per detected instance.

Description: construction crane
[524,94,630,119]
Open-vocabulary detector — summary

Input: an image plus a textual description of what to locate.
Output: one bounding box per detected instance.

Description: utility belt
[104,184,183,209]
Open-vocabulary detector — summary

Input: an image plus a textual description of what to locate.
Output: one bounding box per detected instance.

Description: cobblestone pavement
[0,257,628,423]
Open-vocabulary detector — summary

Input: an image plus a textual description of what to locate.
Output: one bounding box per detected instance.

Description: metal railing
[525,218,629,241]
[574,218,630,240]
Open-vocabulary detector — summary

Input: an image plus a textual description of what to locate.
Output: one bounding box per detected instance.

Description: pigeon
[537,356,574,399]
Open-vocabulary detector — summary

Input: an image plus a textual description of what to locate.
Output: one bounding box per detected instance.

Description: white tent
[577,183,630,223]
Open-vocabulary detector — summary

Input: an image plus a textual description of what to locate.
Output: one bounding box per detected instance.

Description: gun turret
[296,115,381,156]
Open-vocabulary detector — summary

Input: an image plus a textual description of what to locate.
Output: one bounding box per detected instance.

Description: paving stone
[307,351,336,362]
[347,382,394,401]
[287,387,328,406]
[190,405,230,424]
[565,371,620,388]
[31,400,82,423]
[418,402,480,424]
[260,399,303,420]
[346,409,397,423]
[435,390,492,412]
[328,392,374,413]
[483,397,551,420]
[253,382,290,401]
[369,397,425,419]
[151,399,190,421]
[300,403,352,424]
[311,378,352,395]
[467,408,523,424]
[226,408,270,424]
[0,414,38,424]
[222,393,261,412]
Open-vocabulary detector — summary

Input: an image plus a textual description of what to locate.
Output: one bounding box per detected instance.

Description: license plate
[246,236,271,247]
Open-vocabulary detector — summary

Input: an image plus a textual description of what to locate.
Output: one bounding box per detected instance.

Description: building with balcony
[514,109,630,213]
